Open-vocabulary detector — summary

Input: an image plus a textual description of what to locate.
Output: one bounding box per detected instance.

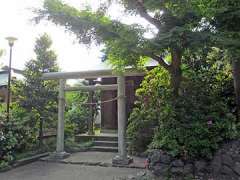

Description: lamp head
[6,37,18,47]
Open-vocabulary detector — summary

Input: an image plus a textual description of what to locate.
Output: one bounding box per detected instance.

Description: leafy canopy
[37,0,209,71]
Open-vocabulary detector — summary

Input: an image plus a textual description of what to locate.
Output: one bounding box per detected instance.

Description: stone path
[0,152,147,180]
[42,152,146,169]
[64,151,115,164]
[0,161,144,180]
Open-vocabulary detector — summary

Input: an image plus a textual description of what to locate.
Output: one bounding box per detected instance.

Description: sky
[0,0,154,72]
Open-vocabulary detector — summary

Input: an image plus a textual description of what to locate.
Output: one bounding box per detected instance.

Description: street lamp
[5,36,17,121]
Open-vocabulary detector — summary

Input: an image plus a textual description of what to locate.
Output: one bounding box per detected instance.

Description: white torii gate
[42,69,144,165]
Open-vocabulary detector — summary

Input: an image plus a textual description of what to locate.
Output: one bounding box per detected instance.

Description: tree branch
[134,0,161,29]
[143,51,171,70]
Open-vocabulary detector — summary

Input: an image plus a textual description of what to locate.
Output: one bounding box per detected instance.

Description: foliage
[39,0,208,62]
[128,61,238,159]
[38,0,213,96]
[0,33,59,168]
[0,114,17,168]
[13,33,59,144]
[127,66,170,154]
[65,89,90,135]
[65,81,100,136]
[0,103,39,168]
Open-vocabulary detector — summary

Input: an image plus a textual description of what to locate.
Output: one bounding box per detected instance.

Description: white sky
[0,0,155,72]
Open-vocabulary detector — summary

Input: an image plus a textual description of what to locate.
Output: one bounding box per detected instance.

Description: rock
[183,163,194,175]
[222,154,234,167]
[136,171,146,177]
[149,151,162,166]
[221,165,234,175]
[211,155,221,174]
[112,155,133,165]
[127,175,135,180]
[171,159,184,167]
[219,174,237,180]
[195,161,207,172]
[159,154,171,164]
[149,151,171,166]
[147,140,240,179]
[171,167,184,175]
[233,162,240,176]
[152,163,169,176]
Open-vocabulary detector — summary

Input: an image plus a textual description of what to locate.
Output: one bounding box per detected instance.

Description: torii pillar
[51,79,69,159]
[112,75,133,165]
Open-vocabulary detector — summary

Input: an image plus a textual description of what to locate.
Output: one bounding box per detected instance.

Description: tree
[197,0,240,119]
[213,0,240,119]
[37,0,209,96]
[127,52,238,157]
[15,33,59,146]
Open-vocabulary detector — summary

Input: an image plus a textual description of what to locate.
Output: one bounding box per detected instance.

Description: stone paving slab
[65,151,115,164]
[0,161,144,180]
[41,152,146,169]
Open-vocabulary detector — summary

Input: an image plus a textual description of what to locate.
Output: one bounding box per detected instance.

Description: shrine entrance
[42,69,144,165]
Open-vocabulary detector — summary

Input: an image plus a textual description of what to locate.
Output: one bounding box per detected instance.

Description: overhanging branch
[147,53,170,70]
[134,0,161,29]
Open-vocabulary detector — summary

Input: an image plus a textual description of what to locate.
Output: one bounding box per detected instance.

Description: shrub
[10,103,39,151]
[66,106,89,134]
[0,114,17,168]
[0,103,39,168]
[127,65,239,159]
[65,82,101,136]
[127,67,170,154]
[65,90,91,135]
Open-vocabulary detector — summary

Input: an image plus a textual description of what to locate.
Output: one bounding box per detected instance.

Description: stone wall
[148,140,240,180]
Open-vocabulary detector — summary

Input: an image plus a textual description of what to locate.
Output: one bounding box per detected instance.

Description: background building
[0,66,23,103]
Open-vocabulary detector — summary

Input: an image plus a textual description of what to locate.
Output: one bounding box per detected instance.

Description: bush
[127,67,169,154]
[66,106,89,135]
[10,103,39,151]
[65,83,100,136]
[127,65,239,159]
[0,103,39,168]
[0,117,17,168]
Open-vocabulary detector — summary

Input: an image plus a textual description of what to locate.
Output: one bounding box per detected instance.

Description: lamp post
[5,36,17,121]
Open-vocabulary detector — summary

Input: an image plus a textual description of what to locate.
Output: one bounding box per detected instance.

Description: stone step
[89,146,118,152]
[94,135,118,141]
[93,141,118,147]
[75,134,118,142]
[100,129,118,134]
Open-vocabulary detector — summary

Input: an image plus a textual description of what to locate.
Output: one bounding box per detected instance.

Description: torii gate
[42,69,144,165]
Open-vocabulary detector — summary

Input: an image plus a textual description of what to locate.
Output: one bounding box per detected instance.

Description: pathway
[0,152,147,180]
[0,161,143,180]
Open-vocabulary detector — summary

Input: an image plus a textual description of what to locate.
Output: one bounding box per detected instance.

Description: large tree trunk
[170,49,182,97]
[232,59,240,120]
